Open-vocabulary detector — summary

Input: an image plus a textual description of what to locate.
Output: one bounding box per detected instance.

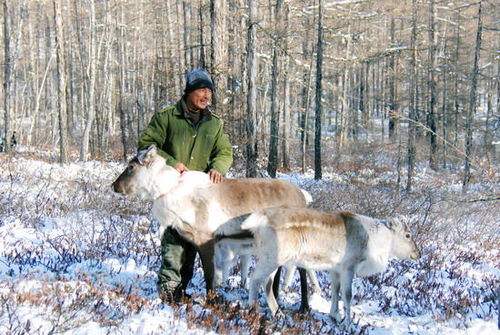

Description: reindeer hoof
[330,312,342,323]
[205,291,223,305]
[248,302,260,314]
[298,303,310,314]
[341,317,351,327]
[274,308,286,320]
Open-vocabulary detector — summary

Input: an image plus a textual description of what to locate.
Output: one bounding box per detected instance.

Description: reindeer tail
[301,189,313,204]
[215,214,252,237]
[241,212,269,232]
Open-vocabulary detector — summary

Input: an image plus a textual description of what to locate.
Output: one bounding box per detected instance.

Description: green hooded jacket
[138,100,233,174]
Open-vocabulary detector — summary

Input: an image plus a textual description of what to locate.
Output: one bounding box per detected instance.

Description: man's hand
[208,169,223,183]
[174,163,188,174]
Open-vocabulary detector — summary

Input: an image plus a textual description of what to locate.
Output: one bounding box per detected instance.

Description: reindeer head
[112,145,180,200]
[386,218,421,261]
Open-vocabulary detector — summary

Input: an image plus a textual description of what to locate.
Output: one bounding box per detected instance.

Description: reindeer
[112,145,313,307]
[213,236,322,295]
[241,207,421,324]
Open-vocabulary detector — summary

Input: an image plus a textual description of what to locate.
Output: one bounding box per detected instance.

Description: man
[138,68,233,303]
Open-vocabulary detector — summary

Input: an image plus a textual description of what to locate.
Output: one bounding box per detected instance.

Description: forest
[0,0,498,334]
[1,0,498,186]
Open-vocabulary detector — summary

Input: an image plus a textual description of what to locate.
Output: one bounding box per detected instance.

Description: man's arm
[138,111,178,167]
[209,124,233,175]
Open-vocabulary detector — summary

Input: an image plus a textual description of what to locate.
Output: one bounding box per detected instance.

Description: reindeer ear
[380,219,393,230]
[137,145,157,165]
[145,145,157,160]
[388,218,405,231]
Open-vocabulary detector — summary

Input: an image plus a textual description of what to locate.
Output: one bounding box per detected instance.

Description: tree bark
[427,0,437,169]
[462,1,483,192]
[53,0,68,163]
[266,0,283,178]
[453,9,461,145]
[80,0,97,161]
[118,1,128,160]
[280,3,290,171]
[198,0,206,68]
[388,17,397,140]
[300,16,313,173]
[2,0,11,151]
[406,0,418,192]
[314,0,324,180]
[245,0,258,177]
[210,0,227,111]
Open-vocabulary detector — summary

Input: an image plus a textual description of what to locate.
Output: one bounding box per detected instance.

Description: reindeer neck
[149,166,181,200]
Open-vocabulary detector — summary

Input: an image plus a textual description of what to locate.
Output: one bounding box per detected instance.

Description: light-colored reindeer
[241,207,421,324]
[214,236,322,294]
[112,145,313,304]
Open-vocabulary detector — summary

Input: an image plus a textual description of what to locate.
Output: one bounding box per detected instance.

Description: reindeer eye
[405,233,411,239]
[127,165,134,172]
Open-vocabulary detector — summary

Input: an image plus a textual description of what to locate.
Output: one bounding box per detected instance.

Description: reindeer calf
[242,207,421,324]
[214,237,321,294]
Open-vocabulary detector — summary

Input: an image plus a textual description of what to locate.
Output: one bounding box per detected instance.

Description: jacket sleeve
[209,123,233,175]
[138,111,178,167]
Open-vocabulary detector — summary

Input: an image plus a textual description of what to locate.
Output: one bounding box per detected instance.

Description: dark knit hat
[184,68,214,94]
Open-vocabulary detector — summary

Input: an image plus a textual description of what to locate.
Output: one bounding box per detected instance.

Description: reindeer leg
[265,269,280,316]
[307,269,321,294]
[241,254,250,289]
[330,270,341,323]
[298,267,310,313]
[340,268,354,326]
[250,261,277,313]
[272,266,282,299]
[198,240,217,302]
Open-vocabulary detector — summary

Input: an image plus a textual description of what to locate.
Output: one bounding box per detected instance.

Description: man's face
[186,87,212,110]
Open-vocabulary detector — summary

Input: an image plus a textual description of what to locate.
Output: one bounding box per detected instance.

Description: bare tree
[388,17,397,140]
[280,3,291,171]
[210,0,227,111]
[245,0,257,177]
[80,0,97,161]
[2,0,11,151]
[267,0,283,178]
[300,15,314,173]
[427,0,437,169]
[406,0,418,192]
[462,1,483,192]
[452,8,461,145]
[198,0,206,68]
[314,0,324,180]
[53,0,68,163]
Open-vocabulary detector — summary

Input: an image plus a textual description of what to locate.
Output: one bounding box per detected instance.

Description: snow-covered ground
[0,147,498,334]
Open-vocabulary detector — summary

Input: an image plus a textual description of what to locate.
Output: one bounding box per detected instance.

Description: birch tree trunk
[2,0,11,151]
[53,0,68,163]
[406,0,418,192]
[388,17,397,140]
[453,9,461,145]
[280,3,290,171]
[441,20,449,168]
[300,16,313,173]
[80,0,97,161]
[210,0,227,111]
